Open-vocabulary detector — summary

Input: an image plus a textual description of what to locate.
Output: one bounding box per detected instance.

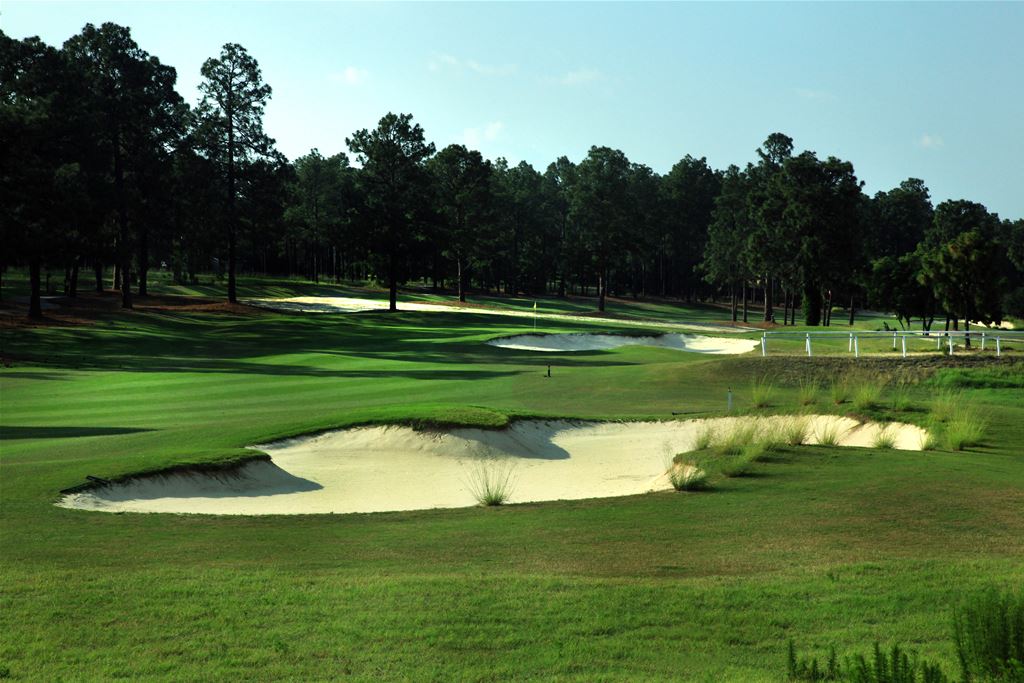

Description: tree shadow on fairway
[1,309,642,375]
[0,426,156,440]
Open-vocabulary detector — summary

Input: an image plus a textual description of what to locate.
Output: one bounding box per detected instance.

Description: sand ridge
[241,295,749,334]
[58,416,929,516]
[486,332,760,354]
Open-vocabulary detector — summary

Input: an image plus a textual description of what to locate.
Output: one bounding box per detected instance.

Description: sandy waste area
[487,333,760,354]
[59,417,929,516]
[241,295,745,333]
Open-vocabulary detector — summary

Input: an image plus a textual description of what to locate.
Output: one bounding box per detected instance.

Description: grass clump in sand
[750,377,775,408]
[814,420,844,447]
[852,382,883,412]
[944,408,988,451]
[872,425,897,450]
[783,417,812,446]
[668,464,709,492]
[721,449,760,477]
[465,460,516,506]
[692,423,716,451]
[714,422,759,457]
[797,380,819,406]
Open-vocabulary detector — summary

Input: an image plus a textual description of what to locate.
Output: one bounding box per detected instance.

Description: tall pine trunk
[114,135,132,309]
[138,225,149,297]
[227,118,238,304]
[388,248,398,311]
[28,257,43,319]
[763,275,773,322]
[730,283,737,322]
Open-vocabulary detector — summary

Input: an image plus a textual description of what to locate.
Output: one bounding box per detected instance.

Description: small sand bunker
[487,333,760,354]
[58,416,928,516]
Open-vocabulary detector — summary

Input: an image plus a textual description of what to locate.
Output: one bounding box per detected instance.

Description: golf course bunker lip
[486,333,760,354]
[57,417,929,516]
[240,295,750,333]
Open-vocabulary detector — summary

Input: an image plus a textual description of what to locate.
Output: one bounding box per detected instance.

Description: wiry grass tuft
[692,423,716,451]
[751,377,776,408]
[814,419,844,447]
[872,425,897,450]
[714,422,759,456]
[889,383,913,412]
[783,417,812,446]
[919,429,940,451]
[829,379,850,405]
[797,380,820,406]
[668,464,709,492]
[930,390,962,423]
[756,421,787,453]
[852,382,882,412]
[465,460,516,506]
[721,450,759,478]
[944,408,988,451]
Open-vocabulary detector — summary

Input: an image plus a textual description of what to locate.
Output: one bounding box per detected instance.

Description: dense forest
[3,23,1023,327]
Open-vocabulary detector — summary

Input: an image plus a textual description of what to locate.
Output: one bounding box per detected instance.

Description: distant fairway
[1,282,1023,680]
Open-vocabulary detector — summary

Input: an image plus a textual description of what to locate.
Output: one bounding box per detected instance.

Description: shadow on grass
[1,426,156,440]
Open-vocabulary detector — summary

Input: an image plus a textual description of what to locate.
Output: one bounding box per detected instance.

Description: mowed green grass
[1,299,1023,680]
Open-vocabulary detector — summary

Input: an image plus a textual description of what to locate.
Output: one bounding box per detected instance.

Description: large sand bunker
[487,333,760,354]
[58,417,928,516]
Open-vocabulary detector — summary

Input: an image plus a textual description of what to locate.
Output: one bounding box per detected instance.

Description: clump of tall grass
[798,379,820,406]
[756,421,787,454]
[668,464,709,492]
[944,408,988,451]
[814,419,844,447]
[852,382,883,412]
[714,421,759,456]
[919,429,939,451]
[930,390,962,423]
[786,641,950,683]
[692,423,716,451]
[783,416,812,446]
[829,379,850,405]
[889,383,913,412]
[721,450,759,478]
[872,425,897,450]
[953,587,1024,682]
[465,461,516,506]
[751,376,776,408]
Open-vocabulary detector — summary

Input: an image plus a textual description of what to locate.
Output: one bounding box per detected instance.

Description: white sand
[487,333,760,354]
[241,295,748,334]
[58,416,928,516]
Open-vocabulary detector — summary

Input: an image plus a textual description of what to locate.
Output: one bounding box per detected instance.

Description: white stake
[854,335,859,358]
[997,337,1001,357]
[901,335,907,358]
[761,335,767,357]
[805,333,812,357]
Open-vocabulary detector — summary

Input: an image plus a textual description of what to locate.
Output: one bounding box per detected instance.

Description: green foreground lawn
[1,294,1022,680]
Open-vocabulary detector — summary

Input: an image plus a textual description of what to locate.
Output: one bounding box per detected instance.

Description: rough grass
[751,376,776,408]
[668,464,709,491]
[798,379,820,406]
[852,382,883,412]
[830,379,850,405]
[815,419,844,446]
[944,408,988,451]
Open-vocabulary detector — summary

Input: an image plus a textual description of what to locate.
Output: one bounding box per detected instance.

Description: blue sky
[4,1,1023,219]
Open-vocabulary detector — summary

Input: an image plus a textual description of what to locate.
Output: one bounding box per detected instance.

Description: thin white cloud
[429,54,516,77]
[559,68,603,86]
[918,133,944,149]
[461,121,505,149]
[795,87,836,101]
[330,66,369,86]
